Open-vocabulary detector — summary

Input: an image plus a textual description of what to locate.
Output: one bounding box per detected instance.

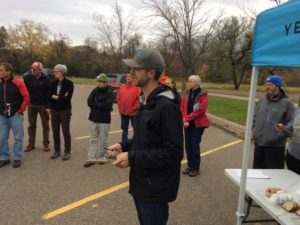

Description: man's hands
[113,152,129,168]
[52,95,59,100]
[46,109,51,116]
[107,143,129,168]
[275,123,285,132]
[107,143,122,157]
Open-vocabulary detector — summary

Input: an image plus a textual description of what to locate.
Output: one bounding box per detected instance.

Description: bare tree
[238,0,287,19]
[271,0,286,5]
[214,16,253,90]
[46,33,72,66]
[143,0,217,90]
[93,1,136,72]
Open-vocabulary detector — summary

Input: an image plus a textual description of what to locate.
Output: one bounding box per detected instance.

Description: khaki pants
[27,104,50,146]
[88,121,110,160]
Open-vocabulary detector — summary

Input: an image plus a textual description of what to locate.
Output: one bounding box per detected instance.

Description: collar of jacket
[186,87,207,97]
[266,89,287,101]
[140,85,175,109]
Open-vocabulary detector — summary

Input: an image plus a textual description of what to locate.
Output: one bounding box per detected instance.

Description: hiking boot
[43,143,50,152]
[0,160,10,168]
[13,160,22,168]
[188,170,200,177]
[84,162,95,168]
[182,167,192,175]
[24,144,35,152]
[51,152,60,159]
[62,153,71,161]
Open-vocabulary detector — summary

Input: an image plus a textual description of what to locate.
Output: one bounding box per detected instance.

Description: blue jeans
[0,114,24,160]
[120,115,136,141]
[184,123,205,171]
[134,198,169,225]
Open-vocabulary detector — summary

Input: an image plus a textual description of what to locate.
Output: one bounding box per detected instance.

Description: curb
[207,113,245,139]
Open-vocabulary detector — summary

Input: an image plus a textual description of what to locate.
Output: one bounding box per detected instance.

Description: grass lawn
[208,96,248,125]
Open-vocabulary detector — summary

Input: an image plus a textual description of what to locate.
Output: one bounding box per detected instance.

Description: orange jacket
[117,83,141,116]
[159,74,169,84]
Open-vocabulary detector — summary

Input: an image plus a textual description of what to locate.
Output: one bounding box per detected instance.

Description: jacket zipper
[3,82,7,115]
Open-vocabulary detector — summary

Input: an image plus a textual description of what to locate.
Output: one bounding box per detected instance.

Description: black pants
[253,145,285,169]
[134,198,169,225]
[286,151,300,175]
[51,110,71,154]
[184,123,205,171]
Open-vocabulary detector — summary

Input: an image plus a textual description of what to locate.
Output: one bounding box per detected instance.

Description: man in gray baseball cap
[123,48,165,75]
[107,48,183,225]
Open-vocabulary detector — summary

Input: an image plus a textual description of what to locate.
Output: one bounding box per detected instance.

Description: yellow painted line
[42,139,243,220]
[42,182,129,220]
[180,139,243,164]
[75,129,133,140]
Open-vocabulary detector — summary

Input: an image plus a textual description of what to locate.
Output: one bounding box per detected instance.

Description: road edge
[208,113,245,139]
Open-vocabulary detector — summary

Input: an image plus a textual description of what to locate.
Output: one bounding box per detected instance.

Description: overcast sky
[0,0,280,45]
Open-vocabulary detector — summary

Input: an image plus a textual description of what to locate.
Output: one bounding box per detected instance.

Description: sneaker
[43,143,50,152]
[188,170,199,177]
[51,152,60,159]
[84,162,95,168]
[13,160,21,168]
[182,167,192,175]
[62,153,71,161]
[0,160,10,168]
[24,144,35,152]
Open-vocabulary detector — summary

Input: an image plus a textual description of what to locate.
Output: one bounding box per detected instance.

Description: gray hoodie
[285,108,300,160]
[253,90,295,147]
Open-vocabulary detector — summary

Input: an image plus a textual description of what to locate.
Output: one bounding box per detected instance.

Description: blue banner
[252,0,300,67]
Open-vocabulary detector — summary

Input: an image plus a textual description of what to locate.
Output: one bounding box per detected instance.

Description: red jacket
[117,83,141,116]
[180,89,209,128]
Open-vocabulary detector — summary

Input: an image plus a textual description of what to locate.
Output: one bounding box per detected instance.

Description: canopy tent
[236,0,300,224]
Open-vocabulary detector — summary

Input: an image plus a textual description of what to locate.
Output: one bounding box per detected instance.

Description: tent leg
[236,66,259,225]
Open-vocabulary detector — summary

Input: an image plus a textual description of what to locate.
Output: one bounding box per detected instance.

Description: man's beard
[266,89,277,99]
[135,77,149,88]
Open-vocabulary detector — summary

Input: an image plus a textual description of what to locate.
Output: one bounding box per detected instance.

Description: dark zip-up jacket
[87,86,114,123]
[253,90,294,147]
[0,75,30,117]
[24,73,49,105]
[120,85,183,203]
[48,78,74,111]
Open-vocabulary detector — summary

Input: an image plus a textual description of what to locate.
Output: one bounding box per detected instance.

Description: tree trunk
[181,66,191,92]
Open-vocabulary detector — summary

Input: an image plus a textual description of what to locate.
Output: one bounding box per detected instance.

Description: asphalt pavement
[0,84,277,225]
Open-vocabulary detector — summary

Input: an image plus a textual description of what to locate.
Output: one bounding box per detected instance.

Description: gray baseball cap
[122,48,165,74]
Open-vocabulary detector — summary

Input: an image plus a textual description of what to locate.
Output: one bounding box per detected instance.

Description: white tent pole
[236,66,259,225]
